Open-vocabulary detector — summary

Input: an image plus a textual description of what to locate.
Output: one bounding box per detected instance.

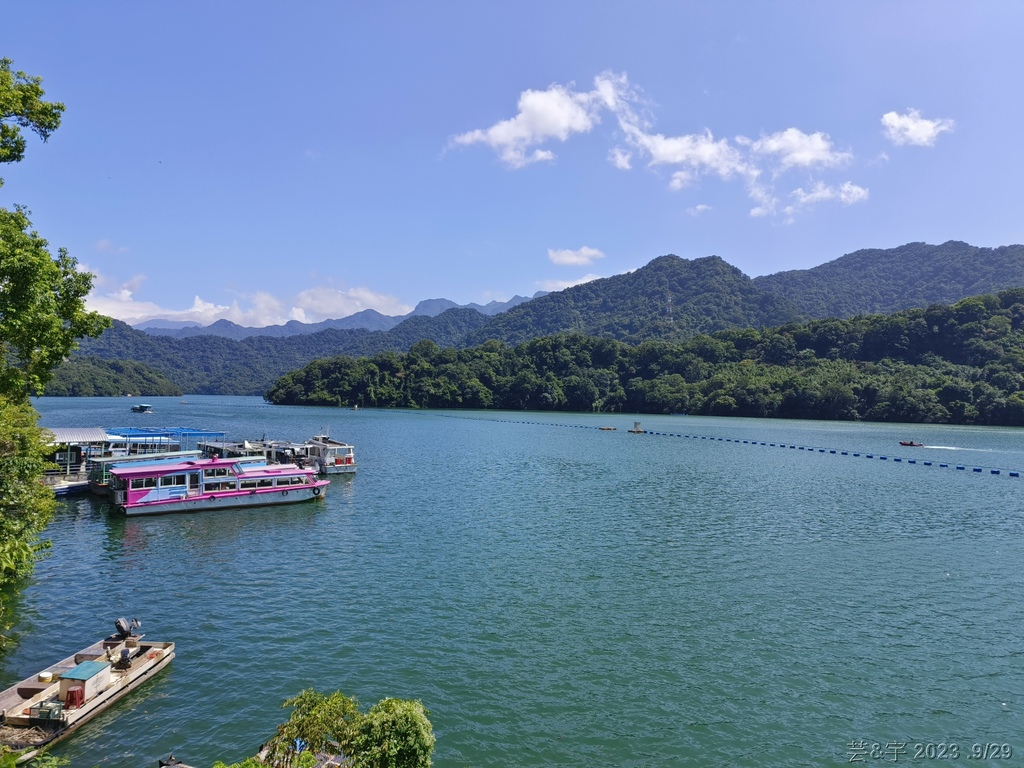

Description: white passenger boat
[109,456,329,516]
[271,434,357,475]
[0,619,174,763]
[301,434,357,475]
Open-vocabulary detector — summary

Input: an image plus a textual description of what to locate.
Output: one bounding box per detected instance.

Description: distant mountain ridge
[66,240,1024,396]
[137,294,544,339]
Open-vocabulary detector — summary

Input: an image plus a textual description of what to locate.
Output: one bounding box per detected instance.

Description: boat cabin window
[159,474,187,487]
[280,476,307,486]
[189,474,200,490]
[258,478,274,488]
[130,477,158,490]
[240,480,258,490]
[203,467,231,479]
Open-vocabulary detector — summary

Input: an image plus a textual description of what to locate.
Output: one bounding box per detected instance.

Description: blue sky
[3,2,1021,327]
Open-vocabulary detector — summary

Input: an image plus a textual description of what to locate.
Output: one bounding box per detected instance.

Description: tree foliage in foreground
[266,289,1024,426]
[0,208,111,399]
[0,59,107,605]
[213,689,434,768]
[0,57,64,188]
[0,397,56,584]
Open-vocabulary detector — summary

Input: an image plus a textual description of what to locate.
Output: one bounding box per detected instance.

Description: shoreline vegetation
[212,689,434,768]
[264,290,1024,426]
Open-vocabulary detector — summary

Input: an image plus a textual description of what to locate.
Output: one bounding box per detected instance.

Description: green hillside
[72,309,489,395]
[43,356,182,397]
[59,242,1024,397]
[266,290,1024,425]
[752,241,1024,318]
[467,255,804,345]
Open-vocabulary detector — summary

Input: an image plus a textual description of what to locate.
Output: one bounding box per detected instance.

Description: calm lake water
[3,396,1023,766]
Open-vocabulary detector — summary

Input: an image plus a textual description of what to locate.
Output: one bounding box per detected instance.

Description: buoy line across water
[430,412,1023,480]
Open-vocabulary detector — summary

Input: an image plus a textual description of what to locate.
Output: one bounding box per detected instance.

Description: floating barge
[0,619,174,763]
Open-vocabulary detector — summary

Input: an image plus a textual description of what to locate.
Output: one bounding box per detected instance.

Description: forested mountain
[266,290,1024,426]
[467,255,804,345]
[44,357,182,397]
[59,242,1024,397]
[70,308,490,396]
[752,241,1024,319]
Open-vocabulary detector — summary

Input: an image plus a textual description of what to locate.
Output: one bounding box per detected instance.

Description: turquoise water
[3,396,1023,766]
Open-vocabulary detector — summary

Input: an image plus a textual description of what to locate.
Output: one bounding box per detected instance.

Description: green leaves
[0,396,57,586]
[0,58,65,186]
[249,689,434,768]
[0,209,111,401]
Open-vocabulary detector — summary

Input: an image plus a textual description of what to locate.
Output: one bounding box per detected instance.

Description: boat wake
[922,446,995,452]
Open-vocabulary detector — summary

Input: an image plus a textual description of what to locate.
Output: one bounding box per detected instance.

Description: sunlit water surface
[1,397,1021,766]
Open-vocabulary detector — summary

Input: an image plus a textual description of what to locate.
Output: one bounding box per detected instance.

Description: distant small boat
[130,404,153,413]
[899,441,924,447]
[627,422,645,434]
[0,618,174,763]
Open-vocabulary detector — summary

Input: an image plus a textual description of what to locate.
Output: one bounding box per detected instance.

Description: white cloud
[747,128,852,172]
[687,204,711,216]
[839,181,869,205]
[609,147,632,170]
[451,70,871,221]
[537,274,602,292]
[85,272,413,327]
[881,109,955,147]
[450,79,611,168]
[786,181,869,215]
[631,128,751,180]
[290,285,412,323]
[547,246,606,266]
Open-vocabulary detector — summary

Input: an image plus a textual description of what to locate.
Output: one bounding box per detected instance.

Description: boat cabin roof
[308,435,353,447]
[90,450,202,466]
[44,427,111,446]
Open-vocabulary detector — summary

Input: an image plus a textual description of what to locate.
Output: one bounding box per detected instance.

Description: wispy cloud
[881,109,955,147]
[452,71,870,220]
[786,181,869,217]
[537,274,602,292]
[94,238,129,254]
[547,246,606,266]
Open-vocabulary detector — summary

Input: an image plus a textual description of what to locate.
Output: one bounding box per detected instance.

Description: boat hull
[120,484,328,516]
[320,463,356,475]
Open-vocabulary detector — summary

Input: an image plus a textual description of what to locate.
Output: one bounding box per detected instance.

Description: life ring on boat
[282,490,288,496]
[313,486,321,496]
